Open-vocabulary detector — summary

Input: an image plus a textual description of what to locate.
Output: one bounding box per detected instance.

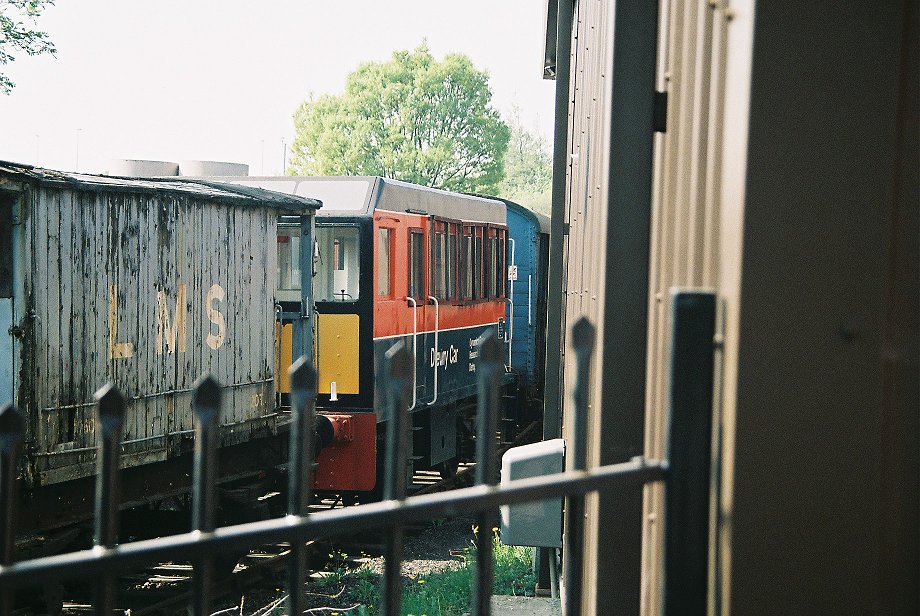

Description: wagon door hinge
[653,90,668,133]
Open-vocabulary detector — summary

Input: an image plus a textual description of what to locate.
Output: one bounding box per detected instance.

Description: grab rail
[428,296,439,405]
[505,299,513,370]
[406,297,417,411]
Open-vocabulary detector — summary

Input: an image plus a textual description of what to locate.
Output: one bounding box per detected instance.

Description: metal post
[190,375,221,616]
[538,0,575,590]
[662,290,715,616]
[595,2,661,612]
[543,0,574,443]
[472,332,503,616]
[381,342,412,616]
[0,404,23,616]
[287,357,317,616]
[564,317,595,616]
[93,384,125,616]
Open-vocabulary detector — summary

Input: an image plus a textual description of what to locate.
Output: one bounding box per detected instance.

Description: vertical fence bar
[472,331,503,616]
[190,375,221,616]
[0,404,23,616]
[287,357,317,616]
[663,290,716,616]
[93,384,125,616]
[564,317,596,616]
[381,342,412,616]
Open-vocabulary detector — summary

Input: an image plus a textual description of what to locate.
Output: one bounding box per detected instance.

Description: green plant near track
[300,530,535,615]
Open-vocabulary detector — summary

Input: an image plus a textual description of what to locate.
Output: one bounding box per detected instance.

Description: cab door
[275,214,314,405]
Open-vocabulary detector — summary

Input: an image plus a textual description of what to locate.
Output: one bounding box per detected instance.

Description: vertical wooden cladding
[23,185,278,484]
[641,2,726,614]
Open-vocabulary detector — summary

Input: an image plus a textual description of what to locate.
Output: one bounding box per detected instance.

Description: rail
[0,290,716,616]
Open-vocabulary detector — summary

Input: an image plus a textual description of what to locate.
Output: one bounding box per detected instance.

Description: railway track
[45,421,542,615]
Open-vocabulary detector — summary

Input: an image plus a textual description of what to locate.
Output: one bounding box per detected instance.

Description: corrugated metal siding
[641,2,727,614]
[21,186,278,485]
[560,0,733,613]
[560,1,613,614]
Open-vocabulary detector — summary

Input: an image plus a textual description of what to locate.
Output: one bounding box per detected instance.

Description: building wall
[558,0,918,613]
[721,2,918,613]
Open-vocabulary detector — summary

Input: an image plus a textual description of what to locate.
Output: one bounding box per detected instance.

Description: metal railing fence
[0,290,716,616]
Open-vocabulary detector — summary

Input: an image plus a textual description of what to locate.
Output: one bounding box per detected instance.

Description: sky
[0,1,556,176]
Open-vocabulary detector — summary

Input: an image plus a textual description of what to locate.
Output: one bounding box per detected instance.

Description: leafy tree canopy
[498,107,552,216]
[1,0,56,94]
[290,45,510,194]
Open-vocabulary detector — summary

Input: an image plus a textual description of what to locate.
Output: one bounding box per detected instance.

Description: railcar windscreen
[316,225,361,301]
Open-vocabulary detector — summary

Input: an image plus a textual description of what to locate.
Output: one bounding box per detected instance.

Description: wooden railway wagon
[0,162,319,533]
[213,176,520,494]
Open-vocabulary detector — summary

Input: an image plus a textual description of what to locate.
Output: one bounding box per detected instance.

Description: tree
[1,0,56,94]
[290,45,510,194]
[498,107,553,216]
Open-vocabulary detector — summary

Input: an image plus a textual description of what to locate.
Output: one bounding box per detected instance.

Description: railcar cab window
[277,219,302,303]
[409,230,425,299]
[316,226,360,301]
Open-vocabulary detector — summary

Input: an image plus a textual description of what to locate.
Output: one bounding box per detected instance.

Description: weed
[306,527,535,615]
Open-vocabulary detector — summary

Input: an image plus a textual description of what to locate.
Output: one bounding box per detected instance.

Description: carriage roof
[208,176,507,225]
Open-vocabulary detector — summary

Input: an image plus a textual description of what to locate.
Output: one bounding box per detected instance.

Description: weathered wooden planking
[23,186,288,483]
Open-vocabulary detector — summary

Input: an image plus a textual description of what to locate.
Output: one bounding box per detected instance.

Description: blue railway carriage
[502,199,550,405]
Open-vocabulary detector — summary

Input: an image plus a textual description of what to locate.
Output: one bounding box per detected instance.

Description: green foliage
[498,107,553,216]
[290,44,510,194]
[302,529,535,615]
[0,0,56,94]
[399,529,535,615]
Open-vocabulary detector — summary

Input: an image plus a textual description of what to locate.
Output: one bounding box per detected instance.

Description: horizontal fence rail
[0,294,715,616]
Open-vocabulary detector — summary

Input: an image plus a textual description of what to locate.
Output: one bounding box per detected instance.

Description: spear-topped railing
[0,291,716,616]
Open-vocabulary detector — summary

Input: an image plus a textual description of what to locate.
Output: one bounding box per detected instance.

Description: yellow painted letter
[108,284,135,359]
[206,283,226,350]
[156,284,187,355]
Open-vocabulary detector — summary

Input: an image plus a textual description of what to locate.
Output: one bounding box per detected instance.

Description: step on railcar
[228,176,528,496]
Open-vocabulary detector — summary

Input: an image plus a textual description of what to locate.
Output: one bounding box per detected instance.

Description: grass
[303,529,536,616]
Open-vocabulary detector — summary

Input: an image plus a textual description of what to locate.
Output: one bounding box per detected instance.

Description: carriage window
[316,226,360,301]
[461,230,473,300]
[485,234,495,298]
[484,230,498,297]
[409,230,425,299]
[473,229,482,299]
[496,234,506,298]
[377,227,392,296]
[432,230,447,299]
[447,227,457,300]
